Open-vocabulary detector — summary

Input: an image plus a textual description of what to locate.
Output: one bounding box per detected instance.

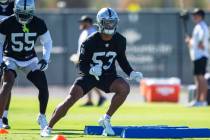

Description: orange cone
[51,135,67,140]
[0,129,9,134]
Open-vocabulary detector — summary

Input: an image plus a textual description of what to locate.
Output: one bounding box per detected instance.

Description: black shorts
[193,57,208,75]
[74,75,122,94]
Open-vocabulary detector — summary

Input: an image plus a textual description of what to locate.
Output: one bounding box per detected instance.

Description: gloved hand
[89,65,102,80]
[0,62,7,76]
[130,71,143,82]
[38,59,48,71]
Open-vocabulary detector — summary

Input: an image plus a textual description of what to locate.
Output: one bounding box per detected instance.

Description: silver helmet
[96,8,119,35]
[0,0,9,5]
[14,0,35,24]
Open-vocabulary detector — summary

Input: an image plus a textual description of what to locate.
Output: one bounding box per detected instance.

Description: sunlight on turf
[2,95,210,140]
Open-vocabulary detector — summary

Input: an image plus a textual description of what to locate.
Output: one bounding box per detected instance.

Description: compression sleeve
[0,33,5,63]
[117,38,133,76]
[39,31,52,63]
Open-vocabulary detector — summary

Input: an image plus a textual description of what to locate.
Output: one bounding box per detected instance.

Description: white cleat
[37,114,48,130]
[98,117,115,136]
[187,100,208,107]
[40,126,52,137]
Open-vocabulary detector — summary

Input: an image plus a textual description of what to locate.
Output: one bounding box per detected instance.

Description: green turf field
[1,95,210,140]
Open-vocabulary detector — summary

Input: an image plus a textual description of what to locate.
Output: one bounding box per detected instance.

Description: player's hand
[0,62,7,76]
[185,36,192,46]
[89,65,102,80]
[38,59,48,71]
[69,53,79,64]
[130,71,143,82]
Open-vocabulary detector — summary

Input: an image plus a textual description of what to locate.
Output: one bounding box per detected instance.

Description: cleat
[187,100,208,107]
[2,118,10,129]
[37,114,48,130]
[40,126,51,137]
[98,117,115,136]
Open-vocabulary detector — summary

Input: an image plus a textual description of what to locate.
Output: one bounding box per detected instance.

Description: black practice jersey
[0,15,48,61]
[0,2,14,17]
[79,32,133,76]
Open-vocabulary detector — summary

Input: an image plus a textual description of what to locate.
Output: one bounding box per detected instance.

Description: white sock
[3,111,8,118]
[104,114,111,120]
[39,113,45,117]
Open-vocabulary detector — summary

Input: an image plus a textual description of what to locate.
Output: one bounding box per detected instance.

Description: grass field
[1,95,210,140]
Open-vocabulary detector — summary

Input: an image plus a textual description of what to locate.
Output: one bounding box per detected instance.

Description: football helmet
[0,0,9,5]
[96,8,119,35]
[14,0,35,24]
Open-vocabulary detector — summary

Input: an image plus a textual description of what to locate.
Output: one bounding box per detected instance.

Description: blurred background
[10,0,210,104]
[36,0,210,10]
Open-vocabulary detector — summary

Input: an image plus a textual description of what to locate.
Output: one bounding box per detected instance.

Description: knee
[116,81,130,96]
[69,85,84,102]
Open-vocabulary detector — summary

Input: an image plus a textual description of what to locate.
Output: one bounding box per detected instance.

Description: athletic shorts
[3,57,40,77]
[74,75,122,94]
[193,57,208,75]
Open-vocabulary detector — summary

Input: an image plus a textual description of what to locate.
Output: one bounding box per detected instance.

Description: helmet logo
[22,24,29,33]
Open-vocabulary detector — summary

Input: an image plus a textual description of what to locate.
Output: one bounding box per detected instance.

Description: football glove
[130,71,143,82]
[89,65,102,80]
[0,62,7,76]
[38,59,48,71]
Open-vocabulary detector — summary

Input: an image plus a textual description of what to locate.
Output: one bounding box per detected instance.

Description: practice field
[1,93,210,140]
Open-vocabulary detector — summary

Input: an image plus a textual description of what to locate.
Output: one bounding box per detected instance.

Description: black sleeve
[38,19,48,35]
[0,20,7,35]
[116,38,133,76]
[78,42,92,75]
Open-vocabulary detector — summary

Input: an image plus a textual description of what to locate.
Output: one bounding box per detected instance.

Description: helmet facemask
[0,0,9,5]
[14,8,34,24]
[99,18,118,35]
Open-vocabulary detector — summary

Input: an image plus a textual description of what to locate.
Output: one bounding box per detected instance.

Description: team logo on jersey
[22,24,29,33]
[105,43,109,47]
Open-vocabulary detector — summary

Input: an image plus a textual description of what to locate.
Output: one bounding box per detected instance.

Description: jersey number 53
[92,51,117,70]
[11,33,37,52]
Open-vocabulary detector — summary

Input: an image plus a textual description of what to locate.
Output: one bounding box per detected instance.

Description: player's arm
[0,20,7,75]
[79,42,101,79]
[117,38,143,82]
[39,30,52,71]
[0,33,5,64]
[79,42,92,75]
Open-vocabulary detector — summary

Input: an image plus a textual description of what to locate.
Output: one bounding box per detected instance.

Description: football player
[0,0,52,131]
[41,8,142,137]
[0,0,14,129]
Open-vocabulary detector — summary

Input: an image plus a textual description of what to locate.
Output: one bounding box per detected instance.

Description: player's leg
[2,92,11,129]
[41,76,96,137]
[196,75,208,102]
[48,85,84,128]
[95,88,106,106]
[82,92,94,106]
[190,57,208,107]
[0,70,16,128]
[27,70,49,129]
[98,76,130,135]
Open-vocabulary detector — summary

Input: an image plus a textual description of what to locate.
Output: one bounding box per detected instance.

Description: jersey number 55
[11,33,37,52]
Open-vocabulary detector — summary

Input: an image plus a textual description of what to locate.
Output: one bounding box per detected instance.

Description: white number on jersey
[92,51,117,70]
[11,33,37,52]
